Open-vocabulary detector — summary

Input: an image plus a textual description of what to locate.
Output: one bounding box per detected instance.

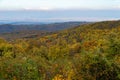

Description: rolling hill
[0,22,88,33]
[0,20,120,80]
[0,20,120,40]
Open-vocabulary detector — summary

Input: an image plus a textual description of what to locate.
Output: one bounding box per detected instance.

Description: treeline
[0,21,120,80]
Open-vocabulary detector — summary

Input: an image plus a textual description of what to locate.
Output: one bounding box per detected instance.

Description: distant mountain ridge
[0,21,50,25]
[0,22,88,33]
[0,20,120,40]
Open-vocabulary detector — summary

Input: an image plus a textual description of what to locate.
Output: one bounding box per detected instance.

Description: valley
[0,20,120,80]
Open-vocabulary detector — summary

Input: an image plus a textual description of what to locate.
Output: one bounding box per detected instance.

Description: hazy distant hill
[1,20,120,40]
[0,22,88,33]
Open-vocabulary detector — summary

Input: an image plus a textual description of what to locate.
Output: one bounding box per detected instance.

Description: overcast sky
[0,0,120,22]
[0,0,120,10]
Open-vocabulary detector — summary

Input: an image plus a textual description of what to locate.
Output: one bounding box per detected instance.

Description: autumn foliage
[0,21,120,80]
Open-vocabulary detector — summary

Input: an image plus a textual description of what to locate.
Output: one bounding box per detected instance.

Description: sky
[0,0,120,22]
[0,0,120,10]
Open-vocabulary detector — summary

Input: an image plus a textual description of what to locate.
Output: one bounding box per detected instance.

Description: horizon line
[0,8,120,11]
[0,19,119,22]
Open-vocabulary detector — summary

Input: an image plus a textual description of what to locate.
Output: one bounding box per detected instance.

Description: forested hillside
[0,20,120,80]
[0,30,53,40]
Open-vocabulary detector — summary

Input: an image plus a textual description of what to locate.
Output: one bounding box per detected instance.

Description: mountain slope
[0,30,53,40]
[0,20,120,80]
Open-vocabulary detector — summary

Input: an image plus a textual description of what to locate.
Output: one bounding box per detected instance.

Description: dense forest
[0,20,120,80]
